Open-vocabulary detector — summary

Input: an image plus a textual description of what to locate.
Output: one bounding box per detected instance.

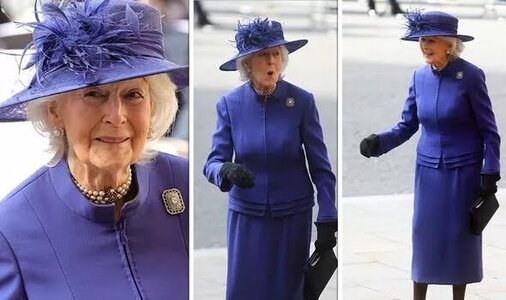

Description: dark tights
[413,282,466,300]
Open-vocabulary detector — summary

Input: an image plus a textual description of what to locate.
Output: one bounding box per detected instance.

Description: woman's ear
[46,100,63,127]
[446,41,453,55]
[242,60,251,72]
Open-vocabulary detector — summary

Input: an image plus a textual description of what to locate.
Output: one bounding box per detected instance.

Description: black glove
[314,221,337,252]
[359,134,380,158]
[219,162,255,189]
[481,174,500,197]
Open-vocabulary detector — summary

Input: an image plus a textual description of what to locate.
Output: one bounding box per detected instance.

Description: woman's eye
[124,91,145,104]
[128,91,144,98]
[83,91,105,98]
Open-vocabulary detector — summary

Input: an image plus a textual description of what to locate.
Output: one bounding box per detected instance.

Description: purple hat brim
[0,57,188,122]
[219,39,308,71]
[401,32,474,42]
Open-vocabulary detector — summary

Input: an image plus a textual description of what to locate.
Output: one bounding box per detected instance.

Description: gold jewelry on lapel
[286,97,295,107]
[72,167,132,205]
[456,71,463,79]
[162,188,185,215]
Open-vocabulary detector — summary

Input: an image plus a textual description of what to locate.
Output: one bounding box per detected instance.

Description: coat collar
[49,158,150,224]
[428,57,464,76]
[247,79,288,103]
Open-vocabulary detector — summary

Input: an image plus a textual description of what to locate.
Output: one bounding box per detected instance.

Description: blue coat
[0,153,188,299]
[203,80,336,222]
[376,58,500,173]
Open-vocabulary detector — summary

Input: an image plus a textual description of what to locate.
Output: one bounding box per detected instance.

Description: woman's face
[246,46,283,90]
[419,36,451,68]
[48,78,152,172]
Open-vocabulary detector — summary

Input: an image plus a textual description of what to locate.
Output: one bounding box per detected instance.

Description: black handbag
[470,194,499,235]
[303,249,337,300]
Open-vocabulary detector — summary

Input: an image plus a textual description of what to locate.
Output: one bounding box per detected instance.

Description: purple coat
[203,80,336,222]
[0,152,188,299]
[376,58,500,173]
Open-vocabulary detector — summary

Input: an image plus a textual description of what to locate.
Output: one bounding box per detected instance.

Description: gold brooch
[162,188,185,215]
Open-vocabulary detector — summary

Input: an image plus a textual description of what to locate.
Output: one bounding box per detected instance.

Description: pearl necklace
[71,168,132,205]
[252,83,276,96]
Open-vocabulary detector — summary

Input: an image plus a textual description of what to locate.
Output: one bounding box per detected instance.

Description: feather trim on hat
[20,0,164,86]
[403,9,432,38]
[234,18,282,53]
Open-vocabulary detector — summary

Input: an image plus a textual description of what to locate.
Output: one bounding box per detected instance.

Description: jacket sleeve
[301,95,337,222]
[203,96,234,192]
[376,72,420,155]
[0,230,27,299]
[468,68,500,174]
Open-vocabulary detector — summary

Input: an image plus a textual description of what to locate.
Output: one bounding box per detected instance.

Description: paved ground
[343,191,506,300]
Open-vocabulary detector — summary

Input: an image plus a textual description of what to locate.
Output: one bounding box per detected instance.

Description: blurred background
[342,0,506,299]
[0,0,189,200]
[192,1,337,299]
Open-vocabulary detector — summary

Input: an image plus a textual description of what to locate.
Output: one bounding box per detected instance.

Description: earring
[446,50,450,55]
[52,127,64,138]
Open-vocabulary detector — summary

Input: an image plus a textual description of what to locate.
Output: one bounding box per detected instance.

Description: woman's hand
[219,162,255,189]
[481,174,501,196]
[359,134,380,158]
[314,221,337,252]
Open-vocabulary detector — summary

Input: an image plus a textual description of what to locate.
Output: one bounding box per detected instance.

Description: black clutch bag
[470,194,499,235]
[303,249,337,300]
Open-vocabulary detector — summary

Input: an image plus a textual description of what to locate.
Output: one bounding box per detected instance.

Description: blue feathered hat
[219,18,308,71]
[0,0,188,122]
[401,10,473,42]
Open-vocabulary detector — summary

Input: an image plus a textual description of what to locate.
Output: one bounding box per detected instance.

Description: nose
[267,53,275,64]
[102,95,127,126]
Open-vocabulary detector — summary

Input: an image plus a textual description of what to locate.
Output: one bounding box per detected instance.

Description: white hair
[26,73,178,166]
[236,45,289,81]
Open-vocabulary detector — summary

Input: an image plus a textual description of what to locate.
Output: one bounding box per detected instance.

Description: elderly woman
[360,11,500,300]
[0,0,188,298]
[203,18,337,299]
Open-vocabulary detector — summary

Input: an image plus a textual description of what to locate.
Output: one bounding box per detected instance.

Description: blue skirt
[226,209,312,300]
[412,163,482,284]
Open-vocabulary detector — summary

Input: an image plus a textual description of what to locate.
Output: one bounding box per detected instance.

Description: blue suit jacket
[203,80,337,222]
[376,58,500,173]
[0,153,188,299]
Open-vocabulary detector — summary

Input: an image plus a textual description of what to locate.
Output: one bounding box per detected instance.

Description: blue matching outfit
[204,79,336,299]
[375,57,500,284]
[0,153,189,299]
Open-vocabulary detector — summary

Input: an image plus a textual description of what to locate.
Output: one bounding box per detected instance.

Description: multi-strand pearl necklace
[71,168,132,205]
[252,83,276,96]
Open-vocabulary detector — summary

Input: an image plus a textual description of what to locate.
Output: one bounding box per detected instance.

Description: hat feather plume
[20,0,163,86]
[234,18,282,53]
[403,9,432,37]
